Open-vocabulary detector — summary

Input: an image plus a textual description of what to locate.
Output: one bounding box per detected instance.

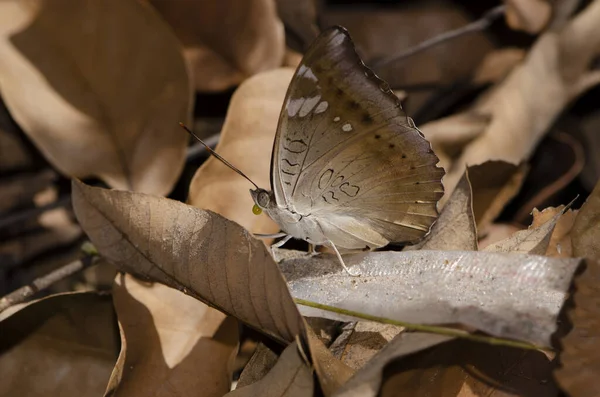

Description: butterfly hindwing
[271,26,444,248]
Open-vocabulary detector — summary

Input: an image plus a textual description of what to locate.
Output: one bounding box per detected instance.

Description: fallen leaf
[473,47,527,84]
[0,292,118,396]
[275,0,319,50]
[333,333,453,397]
[571,180,600,260]
[554,258,600,396]
[478,223,522,249]
[431,1,600,202]
[105,274,238,397]
[379,338,558,396]
[72,179,302,344]
[227,341,314,397]
[237,343,280,388]
[282,250,580,346]
[150,0,285,92]
[0,0,191,195]
[484,202,572,255]
[188,69,293,234]
[531,206,578,257]
[467,161,528,233]
[406,169,477,251]
[505,0,552,33]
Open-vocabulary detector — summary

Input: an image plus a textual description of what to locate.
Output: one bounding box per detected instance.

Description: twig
[0,254,98,312]
[372,5,506,70]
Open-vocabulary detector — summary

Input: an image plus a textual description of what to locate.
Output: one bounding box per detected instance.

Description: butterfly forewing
[271,26,444,248]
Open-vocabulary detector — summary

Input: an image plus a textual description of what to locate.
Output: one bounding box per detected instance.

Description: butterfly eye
[252,204,262,215]
[257,191,270,207]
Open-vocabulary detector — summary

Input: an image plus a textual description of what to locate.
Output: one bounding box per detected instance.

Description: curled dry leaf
[0,0,191,196]
[227,341,313,397]
[531,206,577,257]
[237,343,280,389]
[188,69,294,234]
[467,161,528,233]
[431,1,600,201]
[0,292,118,396]
[484,201,572,255]
[571,180,600,260]
[505,0,552,33]
[150,0,285,92]
[282,250,580,346]
[478,223,522,249]
[333,333,453,397]
[71,179,302,344]
[406,169,477,251]
[105,274,238,397]
[473,47,527,84]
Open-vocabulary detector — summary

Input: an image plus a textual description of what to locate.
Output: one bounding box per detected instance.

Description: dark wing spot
[339,182,360,197]
[318,169,334,189]
[374,134,381,140]
[347,100,359,110]
[335,88,343,97]
[401,154,407,159]
[389,144,395,149]
[362,113,373,124]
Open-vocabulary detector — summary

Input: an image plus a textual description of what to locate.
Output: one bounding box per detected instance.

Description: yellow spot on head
[252,204,262,215]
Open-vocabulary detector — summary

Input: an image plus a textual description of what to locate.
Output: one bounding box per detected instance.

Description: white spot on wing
[299,95,321,117]
[333,116,340,122]
[314,101,328,114]
[298,64,318,82]
[342,123,352,132]
[287,97,304,117]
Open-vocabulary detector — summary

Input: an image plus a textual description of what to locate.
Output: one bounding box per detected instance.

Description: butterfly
[248,26,445,272]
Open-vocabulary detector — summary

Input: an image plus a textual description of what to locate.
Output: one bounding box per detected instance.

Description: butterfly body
[251,26,444,252]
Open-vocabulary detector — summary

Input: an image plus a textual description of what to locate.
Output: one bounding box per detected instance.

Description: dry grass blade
[71,179,303,344]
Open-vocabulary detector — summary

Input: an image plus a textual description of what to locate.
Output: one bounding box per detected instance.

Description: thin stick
[373,5,506,70]
[179,122,260,190]
[0,255,98,312]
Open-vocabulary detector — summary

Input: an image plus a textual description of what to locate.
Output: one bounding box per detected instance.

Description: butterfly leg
[254,232,288,239]
[271,234,293,249]
[327,240,361,277]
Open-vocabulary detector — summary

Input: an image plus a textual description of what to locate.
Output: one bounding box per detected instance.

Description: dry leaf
[531,206,577,257]
[407,169,477,251]
[275,0,319,50]
[0,292,118,396]
[0,127,31,172]
[150,0,285,92]
[71,179,302,344]
[237,343,280,389]
[467,161,528,233]
[379,338,558,396]
[571,180,600,260]
[282,250,580,346]
[333,333,453,397]
[505,0,552,33]
[432,1,600,201]
[188,69,294,234]
[227,341,313,397]
[484,203,572,255]
[307,327,355,396]
[473,48,527,84]
[554,258,600,396]
[105,274,238,397]
[478,223,522,249]
[0,0,191,195]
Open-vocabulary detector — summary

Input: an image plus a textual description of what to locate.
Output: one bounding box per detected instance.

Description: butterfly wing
[271,26,444,249]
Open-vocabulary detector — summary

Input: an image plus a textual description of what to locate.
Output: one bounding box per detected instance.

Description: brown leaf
[227,341,314,397]
[407,169,477,251]
[379,338,558,396]
[478,223,522,250]
[473,47,527,84]
[571,180,600,260]
[275,0,319,50]
[531,206,577,257]
[467,161,528,233]
[433,1,600,202]
[505,0,552,33]
[0,0,191,195]
[105,274,238,396]
[237,343,280,389]
[150,0,285,92]
[554,258,600,396]
[0,292,118,396]
[307,327,355,396]
[71,179,303,344]
[0,127,31,172]
[484,202,572,255]
[188,69,293,234]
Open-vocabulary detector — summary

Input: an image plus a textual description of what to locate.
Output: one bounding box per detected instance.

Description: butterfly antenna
[179,122,260,190]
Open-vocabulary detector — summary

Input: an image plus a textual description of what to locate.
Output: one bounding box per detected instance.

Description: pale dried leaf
[188,69,293,234]
[227,341,313,397]
[0,292,118,396]
[333,333,453,397]
[71,179,303,344]
[150,0,285,92]
[407,169,477,251]
[105,274,238,397]
[282,250,580,346]
[435,1,600,201]
[478,223,523,249]
[484,203,571,255]
[0,0,191,195]
[473,47,526,84]
[505,0,552,33]
[467,161,528,233]
[531,206,577,257]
